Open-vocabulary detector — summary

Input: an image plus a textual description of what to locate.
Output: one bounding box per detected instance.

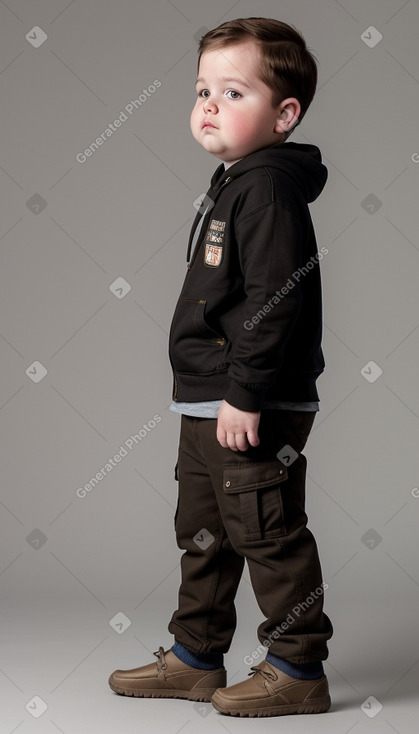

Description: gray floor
[3,570,418,734]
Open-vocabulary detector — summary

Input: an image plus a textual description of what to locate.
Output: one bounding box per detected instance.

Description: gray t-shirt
[170,400,318,418]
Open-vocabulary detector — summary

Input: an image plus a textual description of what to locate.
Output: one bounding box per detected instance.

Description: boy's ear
[275,97,301,134]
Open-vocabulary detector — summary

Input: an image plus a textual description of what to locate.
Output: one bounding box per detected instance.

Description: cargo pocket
[223,460,288,542]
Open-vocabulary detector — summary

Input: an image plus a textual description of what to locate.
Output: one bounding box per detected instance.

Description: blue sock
[171,641,224,670]
[266,652,324,680]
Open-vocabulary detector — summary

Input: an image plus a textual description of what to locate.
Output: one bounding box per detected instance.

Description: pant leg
[168,414,245,655]
[196,409,333,664]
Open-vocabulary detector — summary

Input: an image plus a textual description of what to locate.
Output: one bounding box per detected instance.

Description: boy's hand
[217,400,261,451]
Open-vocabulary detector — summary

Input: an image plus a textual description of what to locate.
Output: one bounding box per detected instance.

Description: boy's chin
[197,141,226,159]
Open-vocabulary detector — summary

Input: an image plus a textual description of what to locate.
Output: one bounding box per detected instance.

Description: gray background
[1,0,418,732]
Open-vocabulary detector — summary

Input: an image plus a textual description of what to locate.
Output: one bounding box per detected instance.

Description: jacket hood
[210,142,327,204]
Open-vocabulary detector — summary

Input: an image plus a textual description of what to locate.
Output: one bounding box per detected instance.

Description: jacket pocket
[169,297,231,375]
[223,460,288,542]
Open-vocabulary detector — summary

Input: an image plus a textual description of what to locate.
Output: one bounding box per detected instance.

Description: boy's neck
[222,140,287,170]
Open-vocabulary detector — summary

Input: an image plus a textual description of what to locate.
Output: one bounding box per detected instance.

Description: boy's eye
[196,89,242,99]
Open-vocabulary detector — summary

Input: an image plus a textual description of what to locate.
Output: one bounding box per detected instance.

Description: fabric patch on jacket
[204,219,226,267]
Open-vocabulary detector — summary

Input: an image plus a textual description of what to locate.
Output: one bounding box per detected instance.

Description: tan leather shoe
[108,646,226,702]
[211,659,331,717]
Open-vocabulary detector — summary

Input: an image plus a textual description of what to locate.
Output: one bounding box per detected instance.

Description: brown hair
[197,17,319,136]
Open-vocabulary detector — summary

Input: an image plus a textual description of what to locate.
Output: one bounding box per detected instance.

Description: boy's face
[190,40,298,164]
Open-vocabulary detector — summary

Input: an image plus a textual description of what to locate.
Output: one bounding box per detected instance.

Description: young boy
[109,17,333,717]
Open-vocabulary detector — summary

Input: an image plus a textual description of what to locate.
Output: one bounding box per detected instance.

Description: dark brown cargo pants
[168,408,333,663]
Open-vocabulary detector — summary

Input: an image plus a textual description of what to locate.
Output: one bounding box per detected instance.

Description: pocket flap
[223,460,288,494]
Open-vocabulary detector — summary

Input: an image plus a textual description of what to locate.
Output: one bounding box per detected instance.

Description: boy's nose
[203,97,218,113]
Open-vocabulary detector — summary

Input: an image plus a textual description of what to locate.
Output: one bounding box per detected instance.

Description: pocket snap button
[225,480,231,487]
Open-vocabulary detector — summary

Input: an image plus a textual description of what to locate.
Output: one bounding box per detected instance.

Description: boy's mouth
[202,119,217,129]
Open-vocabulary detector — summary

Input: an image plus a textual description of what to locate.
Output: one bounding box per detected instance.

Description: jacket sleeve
[223,200,305,411]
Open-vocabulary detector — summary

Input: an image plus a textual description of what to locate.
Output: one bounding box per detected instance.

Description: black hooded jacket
[168,141,328,411]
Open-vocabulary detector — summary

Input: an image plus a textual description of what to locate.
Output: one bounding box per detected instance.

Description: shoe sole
[211,694,331,717]
[109,681,218,702]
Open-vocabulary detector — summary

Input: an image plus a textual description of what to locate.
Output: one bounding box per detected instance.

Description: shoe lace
[248,664,277,682]
[153,645,168,671]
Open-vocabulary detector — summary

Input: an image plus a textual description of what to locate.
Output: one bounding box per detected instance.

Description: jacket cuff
[223,379,267,412]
